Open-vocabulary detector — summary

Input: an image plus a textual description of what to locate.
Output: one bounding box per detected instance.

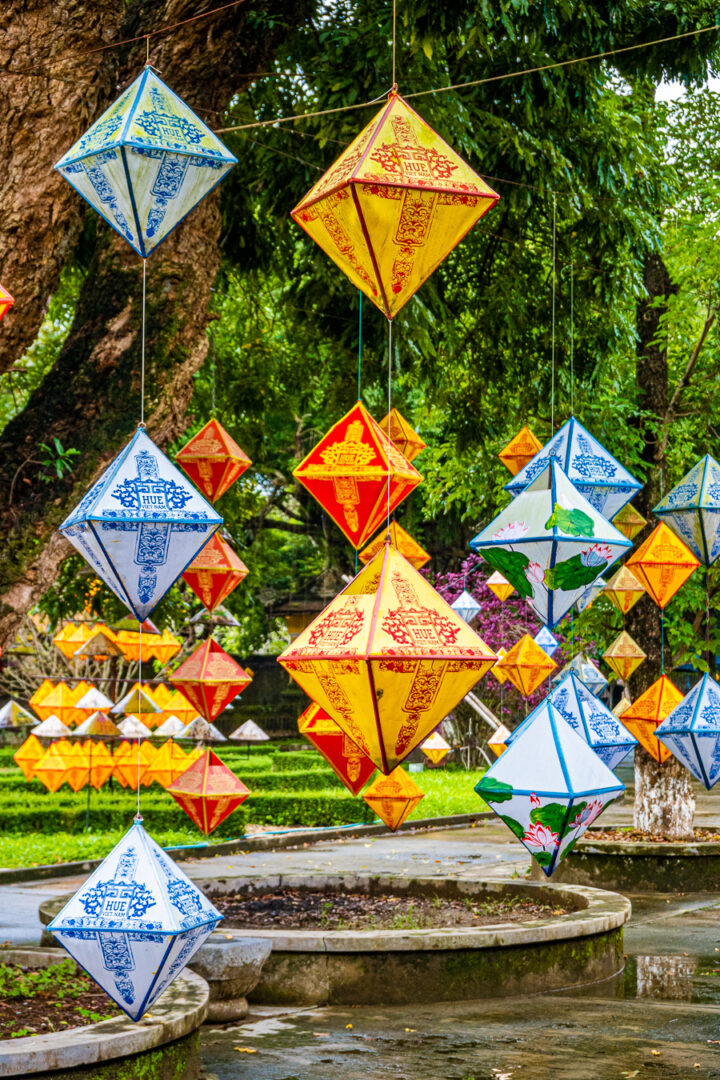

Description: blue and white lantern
[48,819,221,1020]
[656,673,720,789]
[575,575,606,613]
[451,589,482,623]
[55,68,237,258]
[475,701,624,876]
[60,428,222,620]
[507,672,637,770]
[552,653,608,697]
[504,417,641,520]
[533,626,559,657]
[653,455,720,566]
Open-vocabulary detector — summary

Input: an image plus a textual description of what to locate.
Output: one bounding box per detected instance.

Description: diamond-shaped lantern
[553,653,608,697]
[476,702,624,875]
[471,461,631,627]
[534,626,559,657]
[495,634,556,696]
[656,674,720,789]
[29,680,54,710]
[507,672,637,770]
[488,724,511,756]
[76,712,121,739]
[64,743,91,792]
[498,426,542,476]
[505,417,641,519]
[362,767,424,830]
[145,739,189,787]
[486,572,515,602]
[53,623,91,659]
[33,683,80,725]
[182,532,249,612]
[170,638,252,722]
[55,68,237,259]
[602,565,645,614]
[113,741,154,788]
[33,743,70,792]
[49,820,222,1020]
[619,675,684,763]
[293,401,422,549]
[575,575,606,614]
[32,716,73,739]
[0,700,36,728]
[278,541,496,774]
[653,455,720,565]
[61,428,222,621]
[490,647,508,684]
[229,719,270,744]
[359,521,430,570]
[291,91,499,319]
[146,630,182,663]
[175,419,251,503]
[612,503,647,541]
[74,627,122,661]
[298,703,376,795]
[167,748,249,834]
[378,408,426,463]
[13,734,45,780]
[0,283,14,322]
[602,631,646,681]
[85,740,115,789]
[451,589,482,624]
[420,730,451,764]
[626,523,699,608]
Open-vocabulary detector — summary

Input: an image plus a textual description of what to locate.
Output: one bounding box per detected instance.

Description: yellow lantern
[145,740,190,788]
[619,676,684,763]
[13,734,45,780]
[29,680,55,710]
[498,426,542,476]
[490,646,508,684]
[612,503,648,541]
[33,683,81,725]
[602,566,645,614]
[420,730,450,764]
[495,635,556,696]
[486,572,515,602]
[359,521,430,570]
[626,523,699,608]
[488,724,511,757]
[362,767,424,830]
[84,740,115,789]
[63,743,90,792]
[33,743,70,792]
[602,631,646,681]
[378,408,426,463]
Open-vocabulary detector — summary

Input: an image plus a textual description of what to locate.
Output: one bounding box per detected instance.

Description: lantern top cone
[278,541,496,774]
[229,719,270,742]
[626,522,699,608]
[175,418,252,503]
[653,454,720,565]
[293,401,422,549]
[0,700,35,728]
[359,521,430,570]
[420,730,451,764]
[292,90,499,319]
[378,408,426,463]
[61,428,222,620]
[0,283,14,322]
[534,626,559,657]
[451,589,482,624]
[55,67,237,259]
[498,426,542,476]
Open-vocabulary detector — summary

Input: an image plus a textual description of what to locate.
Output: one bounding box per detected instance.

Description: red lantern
[167,748,249,834]
[0,284,14,323]
[182,533,249,612]
[176,419,251,502]
[169,638,252,722]
[298,702,376,795]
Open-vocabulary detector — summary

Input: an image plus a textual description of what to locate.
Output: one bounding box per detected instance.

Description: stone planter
[188,934,272,1021]
[551,833,720,892]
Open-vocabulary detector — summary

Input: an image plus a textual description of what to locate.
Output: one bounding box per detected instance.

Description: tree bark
[0,0,310,648]
[627,251,694,840]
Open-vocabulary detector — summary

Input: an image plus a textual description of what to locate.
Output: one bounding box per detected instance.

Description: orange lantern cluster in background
[298,703,376,795]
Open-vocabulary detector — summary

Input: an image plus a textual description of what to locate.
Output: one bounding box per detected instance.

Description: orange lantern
[175,418,251,503]
[33,743,69,792]
[298,702,376,795]
[169,638,252,722]
[602,566,645,614]
[293,401,422,549]
[619,676,684,763]
[63,743,90,792]
[278,541,497,774]
[167,748,250,835]
[498,426,542,476]
[359,521,430,570]
[495,635,556,696]
[33,683,80,725]
[84,740,115,789]
[362,767,424,830]
[488,724,511,757]
[490,646,508,684]
[626,523,699,608]
[52,623,82,659]
[378,408,426,463]
[182,533,249,612]
[114,629,165,662]
[145,630,182,664]
[0,284,14,322]
[112,741,155,789]
[602,631,646,681]
[486,572,515,602]
[13,734,45,780]
[73,626,121,661]
[164,690,200,727]
[145,739,190,788]
[29,680,55,710]
[612,503,648,541]
[420,730,450,764]
[291,91,499,319]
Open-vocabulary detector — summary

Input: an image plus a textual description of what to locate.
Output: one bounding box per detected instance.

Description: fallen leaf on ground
[234,1047,257,1053]
[650,1049,662,1056]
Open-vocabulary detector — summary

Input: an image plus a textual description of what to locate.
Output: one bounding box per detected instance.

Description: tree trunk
[627,251,694,840]
[0,0,310,649]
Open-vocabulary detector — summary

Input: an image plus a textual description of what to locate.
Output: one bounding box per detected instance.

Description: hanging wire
[211,322,217,415]
[569,260,574,417]
[392,0,397,87]
[355,292,363,573]
[386,319,392,532]
[140,259,146,426]
[136,621,142,820]
[550,194,557,434]
[661,607,665,676]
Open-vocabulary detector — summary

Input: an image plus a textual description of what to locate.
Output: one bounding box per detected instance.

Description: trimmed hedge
[246,792,374,827]
[271,751,327,771]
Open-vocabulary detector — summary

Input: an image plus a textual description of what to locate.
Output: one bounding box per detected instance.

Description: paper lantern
[175,418,251,503]
[75,711,121,739]
[653,455,720,565]
[486,572,515,602]
[553,653,608,697]
[490,647,508,684]
[29,680,55,710]
[53,623,91,659]
[619,676,684,763]
[498,426,542,476]
[293,401,422,549]
[656,674,720,789]
[32,683,79,724]
[378,408,426,463]
[182,532,249,612]
[278,541,497,774]
[602,631,646,681]
[61,428,222,621]
[74,627,122,661]
[228,719,270,743]
[167,748,249,834]
[0,283,14,322]
[112,741,155,788]
[505,417,641,519]
[155,715,186,737]
[145,739,189,788]
[49,820,222,1020]
[33,743,70,792]
[292,91,499,319]
[146,629,183,664]
[613,695,631,719]
[64,743,90,792]
[85,741,115,789]
[575,575,606,614]
[114,627,168,662]
[602,566,645,614]
[507,672,637,770]
[112,686,162,723]
[117,716,153,739]
[476,702,624,875]
[170,638,252,722]
[32,715,73,739]
[0,700,36,728]
[494,635,556,696]
[179,717,226,742]
[362,767,424,830]
[359,521,430,570]
[298,703,376,795]
[533,627,559,657]
[420,730,451,764]
[626,523,699,608]
[612,503,647,541]
[75,687,114,713]
[471,461,631,627]
[451,589,482,624]
[488,724,510,756]
[13,734,45,780]
[55,68,236,259]
[164,690,200,727]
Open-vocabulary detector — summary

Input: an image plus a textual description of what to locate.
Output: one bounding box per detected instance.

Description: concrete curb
[0,812,491,885]
[0,958,208,1078]
[552,832,720,892]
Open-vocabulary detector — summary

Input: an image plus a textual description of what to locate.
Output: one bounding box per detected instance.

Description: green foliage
[36,438,80,484]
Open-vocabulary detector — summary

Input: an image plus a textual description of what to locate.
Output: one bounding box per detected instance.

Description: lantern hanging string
[140,259,146,427]
[569,259,574,417]
[550,193,556,435]
[211,322,216,416]
[386,318,392,533]
[356,292,363,573]
[136,619,142,819]
[661,607,665,676]
[392,0,397,88]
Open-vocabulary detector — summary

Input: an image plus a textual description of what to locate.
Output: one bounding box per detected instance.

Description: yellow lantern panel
[359,521,430,570]
[602,566,645,614]
[498,426,542,476]
[612,503,648,541]
[486,573,515,602]
[626,523,699,608]
[362,766,424,830]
